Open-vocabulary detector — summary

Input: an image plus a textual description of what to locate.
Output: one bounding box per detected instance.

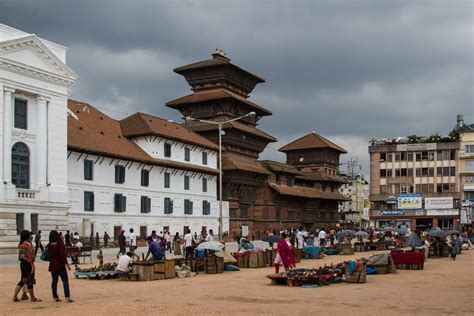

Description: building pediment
[0,35,77,86]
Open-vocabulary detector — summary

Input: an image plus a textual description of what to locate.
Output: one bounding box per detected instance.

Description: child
[97,250,104,267]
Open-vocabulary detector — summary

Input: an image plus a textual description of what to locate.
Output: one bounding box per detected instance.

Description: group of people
[115,228,216,274]
[13,230,73,303]
[264,226,339,249]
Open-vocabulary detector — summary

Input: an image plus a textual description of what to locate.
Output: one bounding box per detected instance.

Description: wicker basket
[344,261,367,283]
[205,256,224,274]
[340,243,354,255]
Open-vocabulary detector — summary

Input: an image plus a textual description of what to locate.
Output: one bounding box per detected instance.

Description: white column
[36,95,49,187]
[3,87,15,183]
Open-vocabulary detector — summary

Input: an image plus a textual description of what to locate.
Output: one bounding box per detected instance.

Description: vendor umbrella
[354,231,369,238]
[339,230,355,238]
[446,230,460,235]
[427,229,448,239]
[262,235,280,243]
[396,228,408,235]
[383,227,396,232]
[196,240,225,251]
[405,232,422,247]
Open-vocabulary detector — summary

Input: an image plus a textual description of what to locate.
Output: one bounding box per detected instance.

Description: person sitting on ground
[116,252,133,275]
[145,237,165,261]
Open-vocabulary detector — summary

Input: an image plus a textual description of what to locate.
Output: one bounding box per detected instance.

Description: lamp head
[248,111,256,117]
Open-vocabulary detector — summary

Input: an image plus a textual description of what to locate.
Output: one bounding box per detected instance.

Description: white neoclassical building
[67,100,227,241]
[0,24,77,251]
[0,24,228,251]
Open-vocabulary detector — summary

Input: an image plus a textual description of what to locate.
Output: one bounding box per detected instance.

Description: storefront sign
[461,200,474,207]
[425,197,453,209]
[460,205,472,225]
[381,210,405,216]
[415,210,424,216]
[396,143,437,151]
[397,194,422,210]
[425,209,459,216]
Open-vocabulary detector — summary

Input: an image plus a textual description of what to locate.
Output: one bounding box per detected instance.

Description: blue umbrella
[262,235,280,243]
[383,227,396,232]
[427,229,447,239]
[446,230,459,235]
[354,231,369,238]
[405,232,422,247]
[396,228,408,235]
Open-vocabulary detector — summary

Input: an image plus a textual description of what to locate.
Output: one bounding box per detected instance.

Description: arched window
[12,142,29,189]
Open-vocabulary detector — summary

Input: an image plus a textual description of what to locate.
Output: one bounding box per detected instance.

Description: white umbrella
[196,241,224,251]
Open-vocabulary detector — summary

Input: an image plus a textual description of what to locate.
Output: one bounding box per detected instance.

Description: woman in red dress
[275,232,295,273]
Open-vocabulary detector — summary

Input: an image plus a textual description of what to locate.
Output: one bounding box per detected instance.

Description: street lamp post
[186,112,256,241]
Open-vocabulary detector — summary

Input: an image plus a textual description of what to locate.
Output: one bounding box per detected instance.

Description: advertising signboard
[381,210,405,216]
[396,143,437,151]
[397,194,422,210]
[425,197,453,210]
[425,209,459,216]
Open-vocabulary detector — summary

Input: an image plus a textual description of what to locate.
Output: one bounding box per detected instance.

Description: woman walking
[274,232,295,273]
[13,230,41,302]
[47,230,73,302]
[173,232,182,255]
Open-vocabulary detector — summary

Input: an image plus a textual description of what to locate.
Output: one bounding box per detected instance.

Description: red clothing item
[48,242,68,272]
[18,242,34,263]
[390,252,424,265]
[277,239,295,269]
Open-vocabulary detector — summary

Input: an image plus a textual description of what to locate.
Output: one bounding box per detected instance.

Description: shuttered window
[141,196,151,213]
[115,165,125,184]
[141,169,149,187]
[84,160,93,180]
[164,197,173,214]
[84,191,94,212]
[184,199,193,215]
[114,194,126,212]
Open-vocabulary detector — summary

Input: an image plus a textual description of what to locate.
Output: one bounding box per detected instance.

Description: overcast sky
[1,0,473,176]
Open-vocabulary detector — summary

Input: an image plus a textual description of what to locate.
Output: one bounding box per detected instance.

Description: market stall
[390,251,424,270]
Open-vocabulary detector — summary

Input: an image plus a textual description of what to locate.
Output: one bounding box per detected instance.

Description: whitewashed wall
[67,151,228,238]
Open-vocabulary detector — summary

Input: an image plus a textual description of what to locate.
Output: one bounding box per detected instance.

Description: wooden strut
[161,168,167,175]
[149,166,154,172]
[67,151,72,159]
[94,156,101,165]
[109,159,116,166]
[99,157,105,165]
[76,153,83,161]
[136,163,143,170]
[152,136,157,143]
[124,161,130,169]
[127,162,133,169]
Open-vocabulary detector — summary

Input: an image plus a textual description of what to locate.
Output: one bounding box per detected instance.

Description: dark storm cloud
[1,0,473,174]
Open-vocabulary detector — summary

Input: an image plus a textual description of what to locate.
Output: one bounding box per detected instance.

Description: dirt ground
[0,250,472,316]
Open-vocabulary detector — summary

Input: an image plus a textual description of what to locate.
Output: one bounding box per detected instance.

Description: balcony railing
[17,189,38,200]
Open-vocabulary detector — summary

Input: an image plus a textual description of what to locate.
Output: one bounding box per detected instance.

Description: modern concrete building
[339,175,369,228]
[369,138,461,229]
[455,114,474,226]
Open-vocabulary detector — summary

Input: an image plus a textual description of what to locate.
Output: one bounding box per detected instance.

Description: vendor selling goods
[274,232,296,273]
[145,237,165,261]
[116,252,133,275]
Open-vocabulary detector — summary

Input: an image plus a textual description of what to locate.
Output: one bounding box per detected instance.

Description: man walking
[318,228,327,248]
[34,231,44,256]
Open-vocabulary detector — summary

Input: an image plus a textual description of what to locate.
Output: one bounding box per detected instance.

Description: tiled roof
[258,160,303,175]
[67,100,219,175]
[120,112,218,150]
[269,183,351,201]
[295,173,347,183]
[174,56,265,83]
[189,120,277,142]
[166,89,272,116]
[279,132,347,153]
[222,157,271,175]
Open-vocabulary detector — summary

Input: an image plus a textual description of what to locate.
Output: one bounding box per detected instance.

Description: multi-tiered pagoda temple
[167,50,349,239]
